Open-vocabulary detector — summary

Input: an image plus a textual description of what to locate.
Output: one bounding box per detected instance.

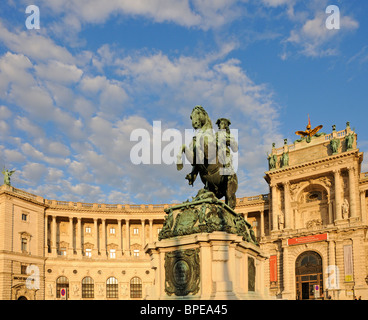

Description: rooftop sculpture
[295,115,323,143]
[2,168,15,186]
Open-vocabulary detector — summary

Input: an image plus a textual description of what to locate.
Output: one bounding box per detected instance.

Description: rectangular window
[85,227,91,234]
[59,247,67,256]
[133,249,139,257]
[133,228,139,235]
[85,248,92,258]
[109,249,116,259]
[21,265,27,274]
[21,238,27,252]
[109,227,115,235]
[157,228,162,235]
[21,213,28,221]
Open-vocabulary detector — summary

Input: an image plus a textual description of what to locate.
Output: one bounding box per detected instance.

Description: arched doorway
[295,251,323,300]
[11,283,36,300]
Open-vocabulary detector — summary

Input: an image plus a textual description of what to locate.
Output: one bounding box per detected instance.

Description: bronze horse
[177,106,238,209]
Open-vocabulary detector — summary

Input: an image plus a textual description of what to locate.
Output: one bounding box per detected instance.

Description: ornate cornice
[265,150,362,178]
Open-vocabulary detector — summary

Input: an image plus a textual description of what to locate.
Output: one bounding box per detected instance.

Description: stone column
[282,245,291,299]
[334,169,342,222]
[77,218,82,256]
[271,184,279,232]
[93,218,98,256]
[260,210,265,237]
[328,196,333,225]
[69,217,74,256]
[348,166,358,220]
[125,219,130,256]
[141,220,146,249]
[328,239,336,267]
[283,182,291,229]
[149,219,153,243]
[44,215,49,255]
[268,209,272,235]
[360,191,367,224]
[243,212,248,221]
[118,219,122,257]
[352,236,366,291]
[52,215,57,256]
[101,219,106,257]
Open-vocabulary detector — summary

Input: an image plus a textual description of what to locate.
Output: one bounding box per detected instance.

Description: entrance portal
[295,251,323,300]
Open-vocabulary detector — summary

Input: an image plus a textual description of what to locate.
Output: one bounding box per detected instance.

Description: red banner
[270,255,277,283]
[287,233,328,246]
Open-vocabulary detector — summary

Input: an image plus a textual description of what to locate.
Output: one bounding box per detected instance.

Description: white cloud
[0,105,12,119]
[3,149,26,163]
[35,60,83,84]
[21,142,71,167]
[20,162,47,185]
[34,0,248,36]
[0,120,9,136]
[14,116,44,138]
[0,14,284,202]
[46,167,64,181]
[68,160,94,182]
[79,75,128,116]
[0,21,75,64]
[107,190,131,204]
[284,6,359,57]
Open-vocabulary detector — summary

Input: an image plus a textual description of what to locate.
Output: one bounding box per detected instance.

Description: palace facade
[0,122,368,300]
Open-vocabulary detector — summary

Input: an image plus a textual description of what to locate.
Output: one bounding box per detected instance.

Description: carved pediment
[59,241,69,248]
[19,231,32,240]
[83,242,94,249]
[107,243,118,250]
[131,243,141,250]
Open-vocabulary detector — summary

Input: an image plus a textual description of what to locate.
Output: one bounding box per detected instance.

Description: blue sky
[0,0,368,205]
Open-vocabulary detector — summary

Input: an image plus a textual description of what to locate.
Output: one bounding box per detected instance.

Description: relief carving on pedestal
[165,248,200,297]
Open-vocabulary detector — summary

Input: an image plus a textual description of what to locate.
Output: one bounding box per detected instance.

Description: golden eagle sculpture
[295,115,323,143]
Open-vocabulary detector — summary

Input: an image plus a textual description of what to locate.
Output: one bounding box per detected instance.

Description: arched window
[106,277,118,298]
[130,277,142,298]
[82,276,94,298]
[56,276,69,298]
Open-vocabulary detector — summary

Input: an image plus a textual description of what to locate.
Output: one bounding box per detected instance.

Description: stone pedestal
[145,232,268,300]
[144,192,269,300]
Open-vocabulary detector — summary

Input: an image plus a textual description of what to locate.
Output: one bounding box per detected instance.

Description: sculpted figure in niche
[342,198,349,219]
[330,138,340,154]
[281,152,289,167]
[278,212,284,230]
[268,153,277,170]
[345,133,354,151]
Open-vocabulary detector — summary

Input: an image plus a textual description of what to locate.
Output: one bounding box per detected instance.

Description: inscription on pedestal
[165,248,200,296]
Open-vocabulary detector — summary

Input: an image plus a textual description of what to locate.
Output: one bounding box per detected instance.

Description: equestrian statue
[176,105,238,209]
